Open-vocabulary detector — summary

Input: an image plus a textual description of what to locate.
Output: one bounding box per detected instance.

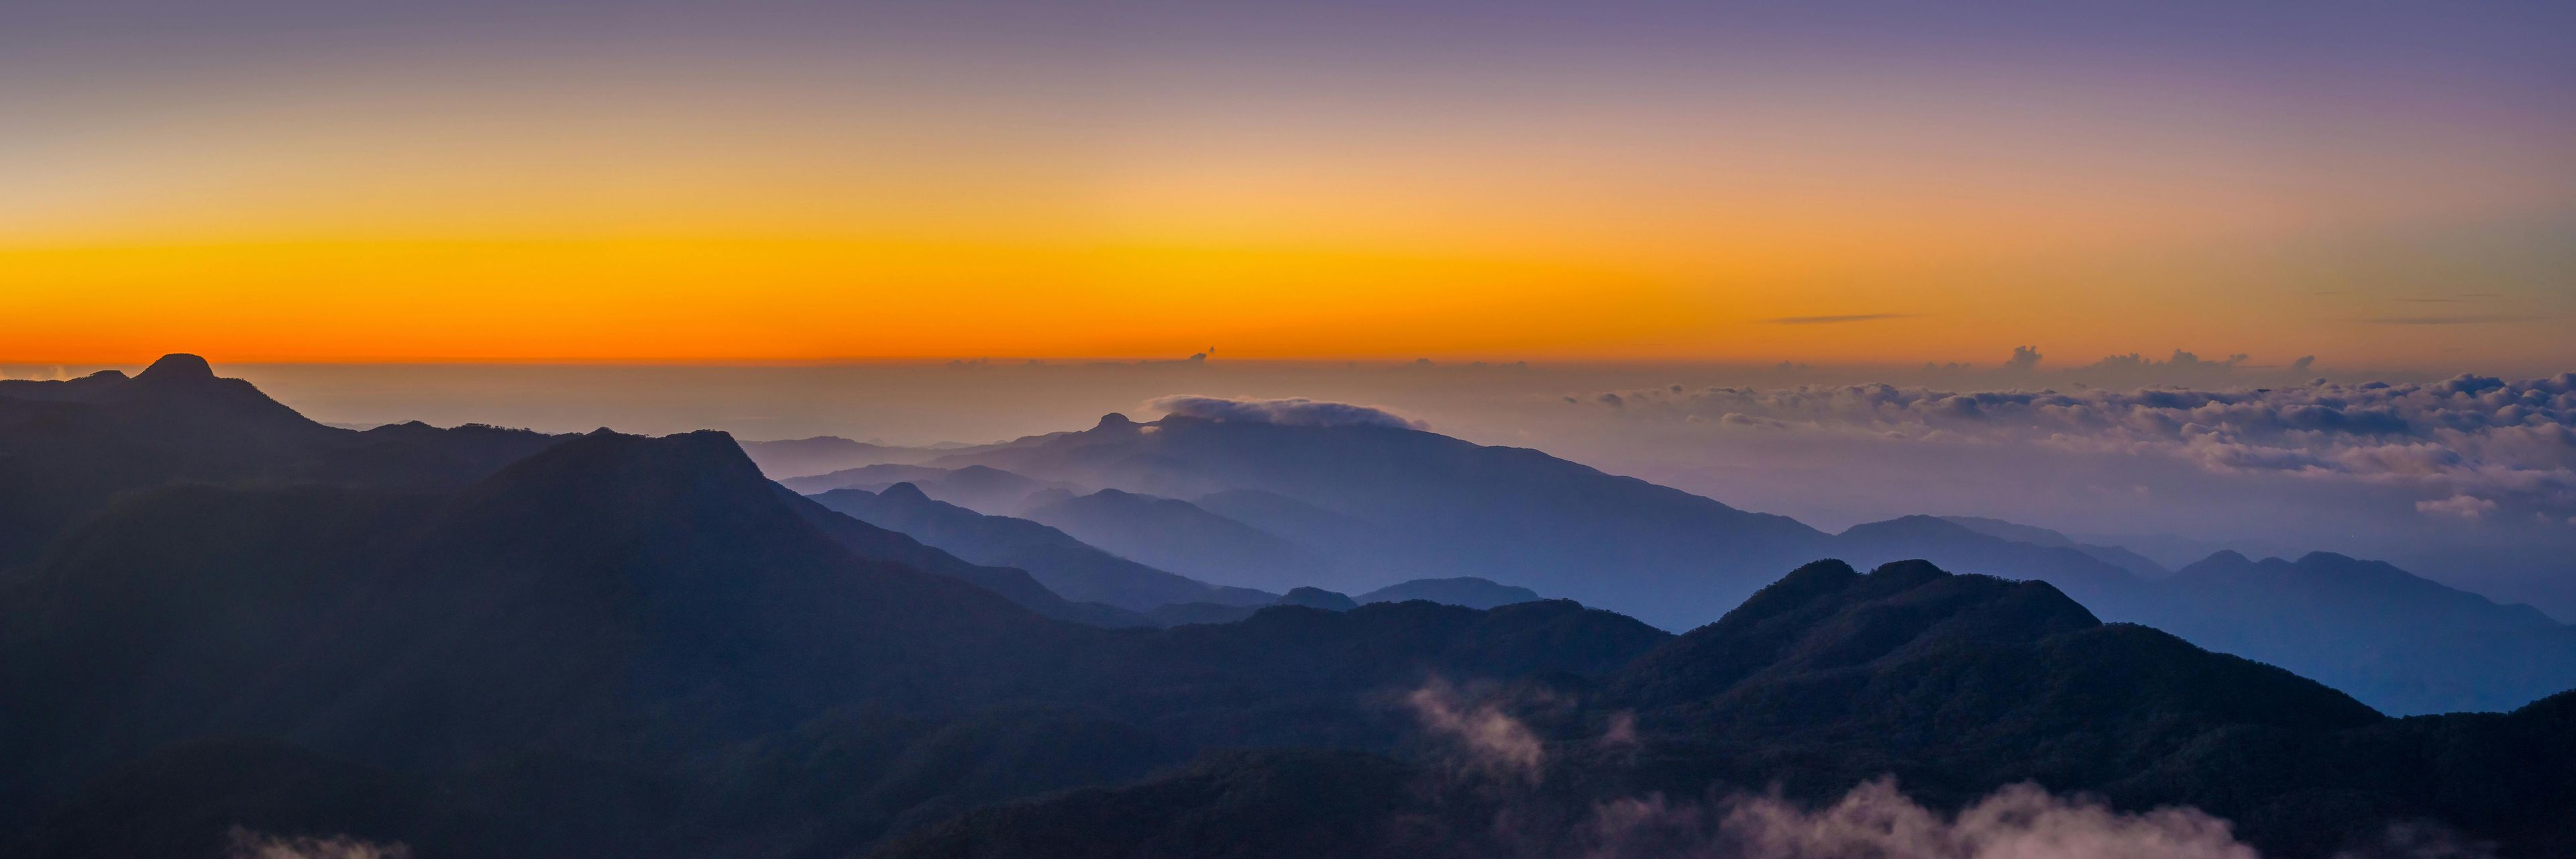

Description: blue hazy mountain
[1355,577,1541,609]
[1019,487,1340,593]
[808,483,1274,612]
[935,413,1833,622]
[926,413,2576,716]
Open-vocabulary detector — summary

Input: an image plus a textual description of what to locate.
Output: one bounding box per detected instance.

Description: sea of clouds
[1574,374,2576,524]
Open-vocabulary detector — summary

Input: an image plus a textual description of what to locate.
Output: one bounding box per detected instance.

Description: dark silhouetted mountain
[1020,488,1336,592]
[873,749,1428,859]
[932,415,1831,622]
[1937,515,2172,578]
[0,354,564,565]
[739,436,938,479]
[1277,587,1358,611]
[1,415,1675,856]
[808,483,1273,611]
[1356,577,1540,609]
[874,561,2576,859]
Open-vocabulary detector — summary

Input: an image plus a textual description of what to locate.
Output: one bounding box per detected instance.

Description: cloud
[2363,315,2517,325]
[1146,395,1426,430]
[1764,313,1919,325]
[2416,495,2498,519]
[1407,680,1545,780]
[227,829,410,859]
[1582,778,2264,859]
[1568,372,2576,516]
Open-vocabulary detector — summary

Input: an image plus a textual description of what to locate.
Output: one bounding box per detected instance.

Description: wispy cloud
[2363,315,2517,325]
[1763,313,1919,325]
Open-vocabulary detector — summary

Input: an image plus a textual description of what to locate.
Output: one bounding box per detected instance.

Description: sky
[4,0,2573,370]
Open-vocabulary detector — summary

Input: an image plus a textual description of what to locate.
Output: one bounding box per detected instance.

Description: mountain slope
[0,354,563,566]
[934,414,1832,623]
[1020,488,1336,593]
[1354,577,1540,609]
[877,561,2575,859]
[810,483,1273,611]
[2133,550,2576,714]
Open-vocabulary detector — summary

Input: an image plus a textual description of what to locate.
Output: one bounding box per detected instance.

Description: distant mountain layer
[1020,488,1338,592]
[739,436,942,479]
[1937,515,2172,578]
[909,414,2576,717]
[1356,577,1540,609]
[809,483,1273,612]
[928,413,1832,619]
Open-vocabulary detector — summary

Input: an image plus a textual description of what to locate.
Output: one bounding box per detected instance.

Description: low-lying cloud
[227,828,410,859]
[1586,778,2264,859]
[1574,373,2576,518]
[1407,680,1546,780]
[1148,395,1428,430]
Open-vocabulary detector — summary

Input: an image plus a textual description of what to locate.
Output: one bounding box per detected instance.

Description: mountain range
[3,357,2571,857]
[761,413,2576,715]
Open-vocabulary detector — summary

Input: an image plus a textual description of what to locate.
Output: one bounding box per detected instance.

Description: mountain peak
[1095,412,1137,430]
[134,353,215,384]
[879,481,932,503]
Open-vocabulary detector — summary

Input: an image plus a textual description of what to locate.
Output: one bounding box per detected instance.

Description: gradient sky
[5,1,2572,369]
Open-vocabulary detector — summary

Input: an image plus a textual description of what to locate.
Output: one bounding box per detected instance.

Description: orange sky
[5,3,2572,370]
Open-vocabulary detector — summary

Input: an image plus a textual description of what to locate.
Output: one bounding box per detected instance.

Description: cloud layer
[1576,373,2576,519]
[1148,395,1428,430]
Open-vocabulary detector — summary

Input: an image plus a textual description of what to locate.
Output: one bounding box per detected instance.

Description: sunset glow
[5,1,2572,368]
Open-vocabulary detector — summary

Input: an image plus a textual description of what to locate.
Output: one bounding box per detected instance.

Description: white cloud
[227,829,410,859]
[2416,495,2499,519]
[1146,395,1427,430]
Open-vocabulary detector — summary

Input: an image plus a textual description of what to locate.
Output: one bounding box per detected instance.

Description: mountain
[2133,550,2576,714]
[1356,577,1540,609]
[1833,515,2576,715]
[10,361,2575,857]
[0,354,563,566]
[1937,515,2172,578]
[778,485,1155,628]
[930,414,1831,623]
[875,561,2576,859]
[786,464,1076,515]
[1833,515,2151,613]
[782,462,953,493]
[1,391,1678,855]
[738,436,938,479]
[916,411,2576,715]
[808,483,1273,611]
[1020,488,1338,593]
